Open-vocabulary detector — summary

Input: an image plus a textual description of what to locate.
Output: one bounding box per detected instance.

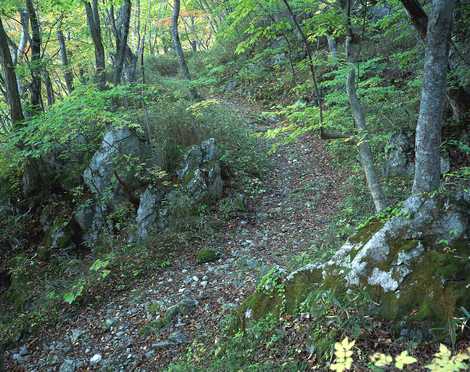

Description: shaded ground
[5,100,344,371]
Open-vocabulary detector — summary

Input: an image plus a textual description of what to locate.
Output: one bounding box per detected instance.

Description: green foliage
[145,54,180,77]
[63,279,85,304]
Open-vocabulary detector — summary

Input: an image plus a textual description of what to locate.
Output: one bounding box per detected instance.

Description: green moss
[233,267,323,332]
[41,218,73,260]
[349,218,384,244]
[374,241,470,331]
[284,269,324,313]
[196,248,219,264]
[378,239,418,272]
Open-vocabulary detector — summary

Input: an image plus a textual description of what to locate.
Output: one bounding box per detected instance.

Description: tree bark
[412,0,455,194]
[14,9,30,96]
[347,66,387,212]
[0,17,24,124]
[400,0,428,39]
[43,69,55,106]
[26,0,42,113]
[343,1,387,212]
[280,0,323,123]
[113,0,131,85]
[400,0,470,122]
[14,9,30,64]
[57,29,74,94]
[171,0,199,99]
[327,35,338,65]
[84,0,106,89]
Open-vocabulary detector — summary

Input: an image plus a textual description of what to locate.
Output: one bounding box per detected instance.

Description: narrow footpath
[6,100,344,371]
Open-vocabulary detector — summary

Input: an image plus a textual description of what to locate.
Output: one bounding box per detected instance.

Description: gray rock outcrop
[178,138,224,202]
[384,131,450,177]
[83,127,145,204]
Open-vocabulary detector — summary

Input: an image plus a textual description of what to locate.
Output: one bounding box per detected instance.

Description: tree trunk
[113,0,131,85]
[412,0,455,194]
[84,0,106,89]
[57,29,74,94]
[14,9,30,96]
[281,0,323,118]
[26,0,42,113]
[43,70,55,106]
[0,17,24,124]
[400,0,428,39]
[327,35,338,65]
[343,1,387,212]
[14,9,30,65]
[171,0,199,99]
[347,66,387,212]
[400,0,470,123]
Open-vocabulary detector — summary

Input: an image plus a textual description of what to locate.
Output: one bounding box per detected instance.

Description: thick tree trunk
[84,0,106,89]
[400,0,470,123]
[171,0,199,99]
[0,17,24,124]
[57,30,74,94]
[26,0,42,113]
[14,9,30,96]
[171,0,192,80]
[14,10,30,65]
[412,0,455,194]
[113,0,131,85]
[400,0,428,39]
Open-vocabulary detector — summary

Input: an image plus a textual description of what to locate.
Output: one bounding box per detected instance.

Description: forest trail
[6,100,344,371]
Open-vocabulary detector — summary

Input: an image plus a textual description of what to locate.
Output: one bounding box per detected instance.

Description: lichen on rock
[236,193,470,336]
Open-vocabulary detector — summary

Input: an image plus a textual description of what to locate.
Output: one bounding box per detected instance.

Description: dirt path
[5,100,344,371]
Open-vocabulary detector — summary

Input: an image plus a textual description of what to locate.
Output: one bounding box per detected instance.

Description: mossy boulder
[40,218,75,260]
[196,248,219,264]
[177,138,224,203]
[237,193,470,336]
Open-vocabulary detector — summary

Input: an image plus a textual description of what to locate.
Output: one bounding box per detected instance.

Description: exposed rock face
[384,132,414,177]
[83,128,145,205]
[78,128,147,243]
[133,187,165,242]
[73,202,109,244]
[238,193,470,334]
[76,136,224,245]
[384,131,450,177]
[178,138,224,203]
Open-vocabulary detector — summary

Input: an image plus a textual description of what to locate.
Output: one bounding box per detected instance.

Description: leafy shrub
[145,53,179,77]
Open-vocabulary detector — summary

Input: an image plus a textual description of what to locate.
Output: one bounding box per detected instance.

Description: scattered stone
[89,353,102,366]
[104,318,117,330]
[70,329,85,343]
[168,331,189,345]
[59,358,82,372]
[18,345,28,356]
[151,340,173,350]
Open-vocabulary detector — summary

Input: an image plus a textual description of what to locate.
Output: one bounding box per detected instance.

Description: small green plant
[89,258,111,279]
[159,259,171,269]
[196,248,219,264]
[63,279,86,305]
